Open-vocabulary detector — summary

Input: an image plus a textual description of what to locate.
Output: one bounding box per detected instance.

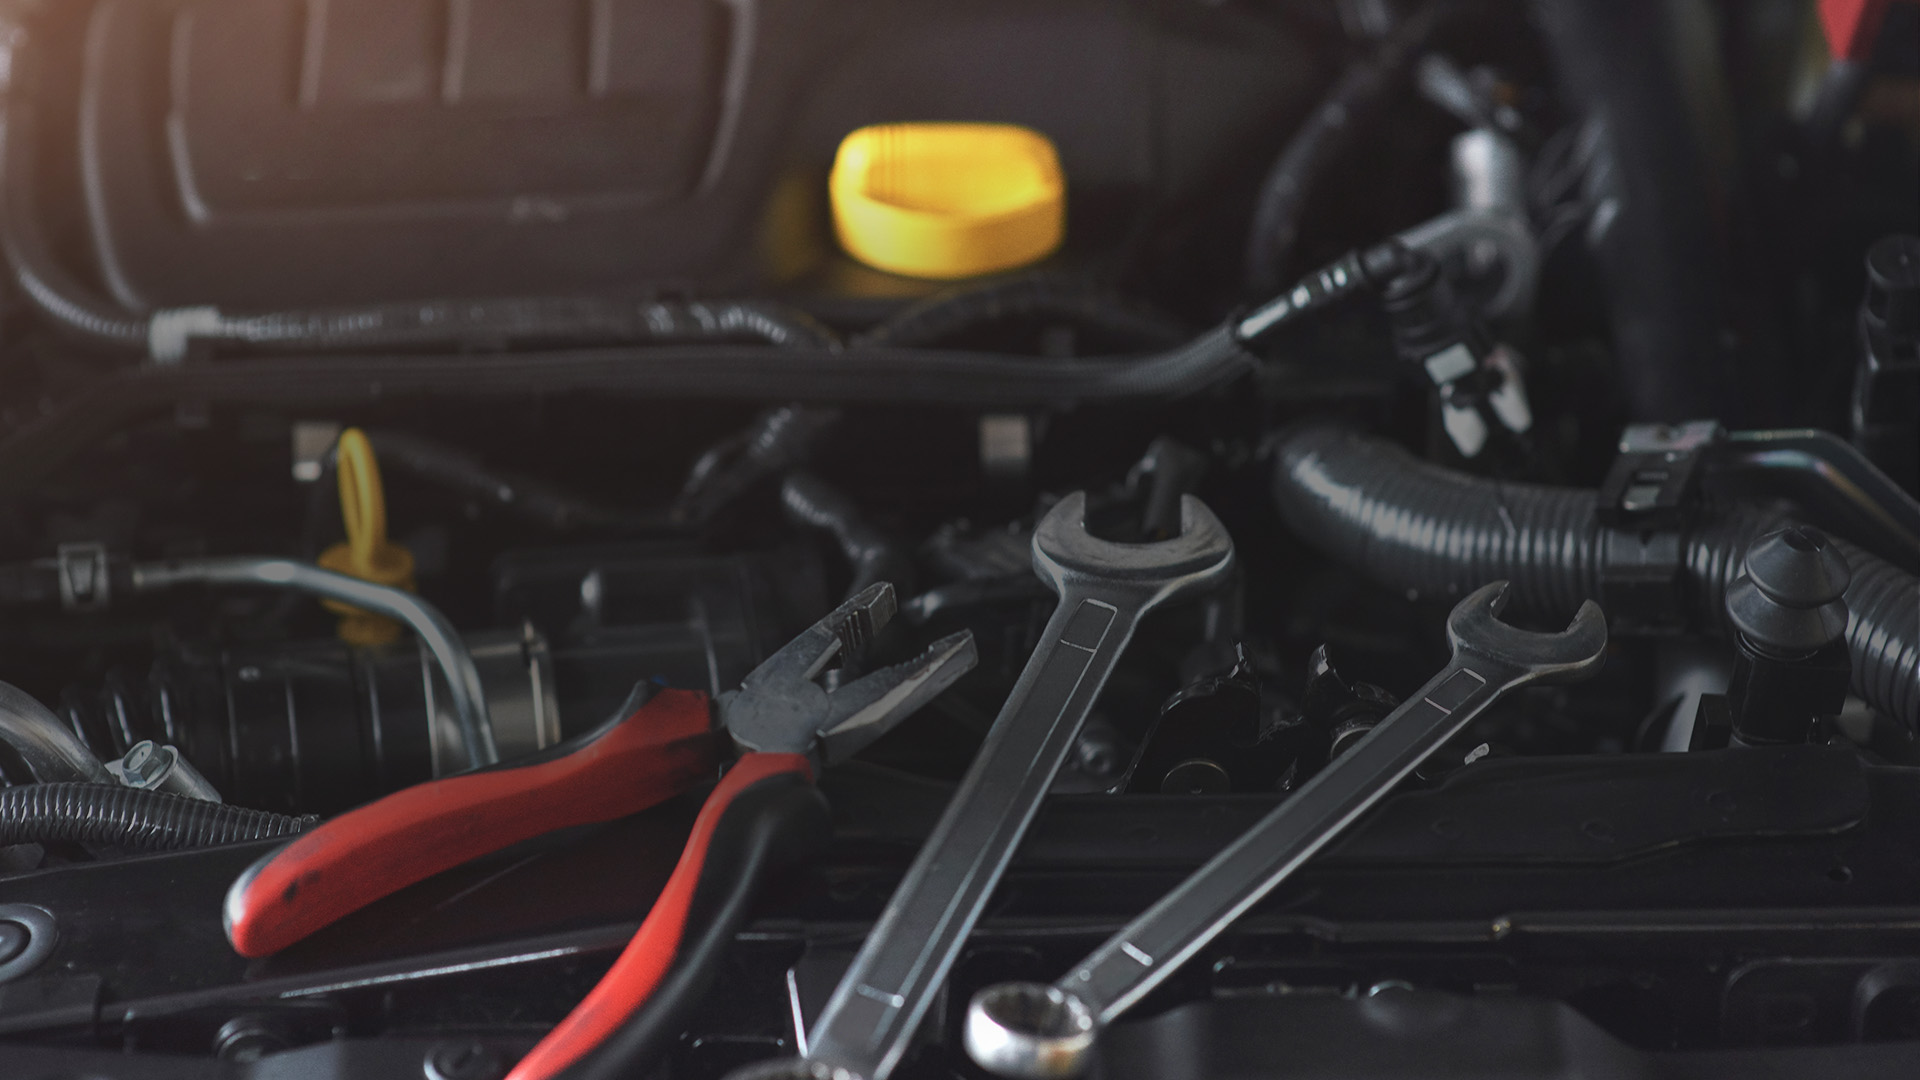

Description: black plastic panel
[35,0,1319,308]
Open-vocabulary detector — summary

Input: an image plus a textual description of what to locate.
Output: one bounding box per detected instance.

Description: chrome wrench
[964,580,1608,1079]
[733,491,1234,1080]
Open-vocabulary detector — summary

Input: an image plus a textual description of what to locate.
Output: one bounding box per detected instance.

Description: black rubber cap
[1864,234,1920,336]
[1381,250,1480,366]
[1726,526,1852,654]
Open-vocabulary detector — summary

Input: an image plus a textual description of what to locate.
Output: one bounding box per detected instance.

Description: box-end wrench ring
[732,491,1234,1080]
[964,580,1607,1079]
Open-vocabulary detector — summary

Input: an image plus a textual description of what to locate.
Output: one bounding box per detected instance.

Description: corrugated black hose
[1270,425,1920,729]
[0,784,316,851]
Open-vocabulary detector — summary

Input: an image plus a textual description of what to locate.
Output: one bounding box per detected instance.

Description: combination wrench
[963,580,1608,1079]
[732,491,1234,1080]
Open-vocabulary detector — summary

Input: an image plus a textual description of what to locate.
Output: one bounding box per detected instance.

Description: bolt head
[122,742,167,786]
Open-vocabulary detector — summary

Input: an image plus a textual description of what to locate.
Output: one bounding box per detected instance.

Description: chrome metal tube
[0,680,113,783]
[130,557,497,767]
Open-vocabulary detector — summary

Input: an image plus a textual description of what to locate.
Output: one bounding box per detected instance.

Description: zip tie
[147,306,224,366]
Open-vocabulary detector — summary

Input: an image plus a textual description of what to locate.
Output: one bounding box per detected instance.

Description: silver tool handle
[1061,653,1520,1022]
[806,591,1147,1078]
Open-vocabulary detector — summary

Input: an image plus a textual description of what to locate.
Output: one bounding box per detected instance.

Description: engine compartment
[0,2,1917,1078]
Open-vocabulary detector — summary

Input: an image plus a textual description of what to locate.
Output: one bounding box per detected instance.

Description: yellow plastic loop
[336,430,388,576]
[317,428,415,646]
[830,123,1065,280]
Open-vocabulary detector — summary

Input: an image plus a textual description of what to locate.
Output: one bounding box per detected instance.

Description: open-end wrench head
[1446,581,1608,685]
[1032,492,1235,605]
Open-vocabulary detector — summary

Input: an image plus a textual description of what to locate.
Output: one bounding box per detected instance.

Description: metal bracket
[1595,422,1724,634]
[1596,421,1724,530]
[54,543,112,613]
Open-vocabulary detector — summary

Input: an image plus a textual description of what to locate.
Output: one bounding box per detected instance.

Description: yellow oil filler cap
[317,428,416,647]
[830,123,1064,279]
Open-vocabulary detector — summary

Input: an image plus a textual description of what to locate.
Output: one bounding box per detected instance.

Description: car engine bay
[0,1,1917,1078]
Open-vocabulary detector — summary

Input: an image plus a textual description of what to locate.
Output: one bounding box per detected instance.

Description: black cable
[674,406,844,528]
[0,783,316,851]
[1244,1,1450,295]
[196,297,842,356]
[556,775,832,1080]
[781,472,914,599]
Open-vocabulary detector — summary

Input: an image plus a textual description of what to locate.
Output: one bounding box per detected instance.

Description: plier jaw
[721,582,978,770]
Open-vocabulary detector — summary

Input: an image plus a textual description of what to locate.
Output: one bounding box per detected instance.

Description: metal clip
[1596,421,1725,635]
[55,543,112,613]
[1597,421,1724,529]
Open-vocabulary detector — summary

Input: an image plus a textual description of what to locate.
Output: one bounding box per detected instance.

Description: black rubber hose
[556,775,832,1080]
[1245,1,1449,295]
[0,784,316,851]
[1530,0,1731,421]
[674,405,844,527]
[781,472,915,600]
[1270,425,1920,728]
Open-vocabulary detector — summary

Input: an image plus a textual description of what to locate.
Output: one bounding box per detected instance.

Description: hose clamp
[1596,421,1723,634]
[1597,421,1723,530]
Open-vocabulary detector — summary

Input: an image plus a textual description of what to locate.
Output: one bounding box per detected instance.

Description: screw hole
[1828,865,1853,884]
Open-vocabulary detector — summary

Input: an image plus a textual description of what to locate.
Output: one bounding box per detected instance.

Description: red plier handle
[509,750,825,1080]
[224,687,722,958]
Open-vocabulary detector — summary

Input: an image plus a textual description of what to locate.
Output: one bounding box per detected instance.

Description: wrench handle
[1060,655,1521,1022]
[806,594,1143,1077]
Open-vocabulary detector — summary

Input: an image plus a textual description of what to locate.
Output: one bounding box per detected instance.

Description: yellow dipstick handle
[317,429,416,646]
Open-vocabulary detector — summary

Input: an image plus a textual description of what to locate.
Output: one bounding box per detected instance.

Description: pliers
[222,583,976,1080]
